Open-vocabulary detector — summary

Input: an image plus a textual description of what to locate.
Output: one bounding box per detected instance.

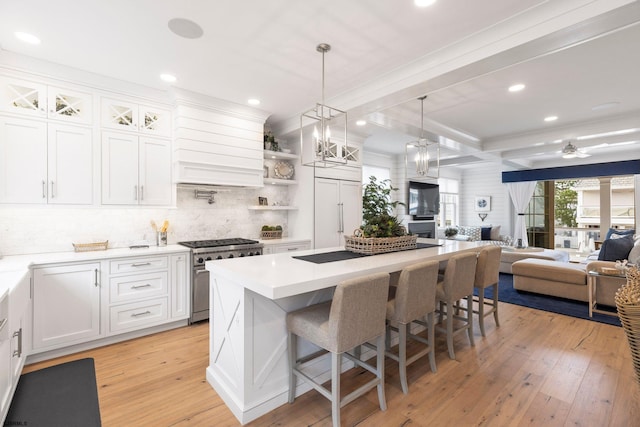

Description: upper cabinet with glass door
[0,77,92,124]
[101,98,171,137]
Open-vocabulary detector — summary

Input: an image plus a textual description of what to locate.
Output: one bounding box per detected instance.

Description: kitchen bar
[205,238,488,424]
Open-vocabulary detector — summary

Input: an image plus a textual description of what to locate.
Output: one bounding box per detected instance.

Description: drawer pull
[131,310,151,317]
[131,262,152,267]
[12,328,22,358]
[131,284,152,289]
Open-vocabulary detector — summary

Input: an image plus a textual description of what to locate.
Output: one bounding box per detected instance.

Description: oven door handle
[194,268,209,277]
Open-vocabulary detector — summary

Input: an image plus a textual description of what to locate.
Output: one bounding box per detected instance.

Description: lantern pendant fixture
[405,96,439,178]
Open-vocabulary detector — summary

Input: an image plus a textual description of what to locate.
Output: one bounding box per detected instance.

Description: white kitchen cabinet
[0,77,92,124]
[9,273,30,388]
[101,98,171,137]
[0,117,92,204]
[314,178,362,249]
[262,240,311,254]
[101,131,172,205]
[170,253,189,319]
[0,292,10,422]
[32,262,102,351]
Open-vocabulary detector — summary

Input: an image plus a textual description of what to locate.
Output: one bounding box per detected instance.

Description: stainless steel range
[178,238,263,323]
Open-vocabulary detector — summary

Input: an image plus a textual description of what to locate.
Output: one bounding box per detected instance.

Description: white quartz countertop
[0,244,189,273]
[206,239,487,300]
[0,269,30,301]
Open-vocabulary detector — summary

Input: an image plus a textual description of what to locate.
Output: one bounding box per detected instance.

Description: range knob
[228,254,234,258]
[197,257,204,264]
[240,253,246,257]
[216,255,223,260]
[248,252,254,256]
[206,256,212,261]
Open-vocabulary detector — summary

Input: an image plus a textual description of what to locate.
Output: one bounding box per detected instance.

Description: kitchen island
[205,239,487,424]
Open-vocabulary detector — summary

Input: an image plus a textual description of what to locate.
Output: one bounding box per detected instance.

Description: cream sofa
[511,259,622,307]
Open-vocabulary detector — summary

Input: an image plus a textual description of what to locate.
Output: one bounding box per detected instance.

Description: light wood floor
[24,302,640,426]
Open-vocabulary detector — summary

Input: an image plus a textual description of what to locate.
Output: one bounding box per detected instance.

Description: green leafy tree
[554,180,578,227]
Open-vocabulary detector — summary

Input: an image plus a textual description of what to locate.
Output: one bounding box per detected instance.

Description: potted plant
[361,176,405,238]
[444,227,458,239]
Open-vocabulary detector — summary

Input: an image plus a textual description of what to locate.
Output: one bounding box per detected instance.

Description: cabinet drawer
[110,256,168,274]
[272,243,311,254]
[109,272,168,303]
[109,298,168,333]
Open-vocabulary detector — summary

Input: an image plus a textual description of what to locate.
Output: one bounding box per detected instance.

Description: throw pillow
[598,235,635,262]
[628,242,640,265]
[604,228,635,240]
[481,227,492,240]
[465,226,482,241]
[490,225,501,241]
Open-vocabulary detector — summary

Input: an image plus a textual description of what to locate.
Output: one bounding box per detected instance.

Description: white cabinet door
[33,263,101,350]
[0,294,10,420]
[0,76,47,118]
[101,98,138,132]
[101,131,139,204]
[139,105,171,137]
[139,137,172,205]
[339,180,362,237]
[9,273,30,385]
[48,123,93,204]
[0,116,47,203]
[314,178,362,249]
[47,86,93,124]
[315,178,341,249]
[170,253,189,319]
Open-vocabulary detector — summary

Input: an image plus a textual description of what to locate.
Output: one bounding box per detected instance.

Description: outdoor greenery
[361,176,406,238]
[554,180,578,227]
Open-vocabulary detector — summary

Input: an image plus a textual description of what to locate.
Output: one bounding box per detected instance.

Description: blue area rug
[491,273,621,327]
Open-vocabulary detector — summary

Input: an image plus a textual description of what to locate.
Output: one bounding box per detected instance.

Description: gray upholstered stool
[436,252,478,359]
[385,260,439,394]
[473,246,502,337]
[286,272,390,427]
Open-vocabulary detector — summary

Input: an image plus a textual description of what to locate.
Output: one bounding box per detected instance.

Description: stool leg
[331,352,341,427]
[376,334,387,411]
[467,295,475,346]
[478,288,486,337]
[398,323,408,394]
[493,283,500,327]
[427,311,437,373]
[446,301,455,359]
[288,332,297,403]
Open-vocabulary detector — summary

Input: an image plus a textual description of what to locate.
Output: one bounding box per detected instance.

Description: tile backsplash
[0,186,289,255]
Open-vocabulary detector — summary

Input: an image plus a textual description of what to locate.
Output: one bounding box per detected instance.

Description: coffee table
[587,270,626,317]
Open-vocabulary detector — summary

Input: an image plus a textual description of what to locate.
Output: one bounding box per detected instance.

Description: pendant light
[405,96,439,178]
[300,43,348,167]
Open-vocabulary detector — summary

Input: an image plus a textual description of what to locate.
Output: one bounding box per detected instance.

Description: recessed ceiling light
[508,83,525,92]
[160,73,176,83]
[415,0,437,7]
[356,120,367,126]
[544,116,558,122]
[15,31,41,45]
[247,98,260,106]
[168,18,204,39]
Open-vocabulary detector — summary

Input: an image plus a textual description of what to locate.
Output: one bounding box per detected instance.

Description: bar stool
[473,246,502,336]
[385,260,439,394]
[286,272,390,427]
[436,252,478,359]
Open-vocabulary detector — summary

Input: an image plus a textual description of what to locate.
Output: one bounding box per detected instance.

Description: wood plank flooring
[23,302,640,426]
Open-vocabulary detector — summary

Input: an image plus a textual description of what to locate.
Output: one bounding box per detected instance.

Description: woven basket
[344,229,417,255]
[72,240,109,252]
[260,230,282,240]
[615,266,640,386]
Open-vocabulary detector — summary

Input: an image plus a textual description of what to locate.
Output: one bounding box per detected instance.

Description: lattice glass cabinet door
[0,77,47,117]
[47,86,92,124]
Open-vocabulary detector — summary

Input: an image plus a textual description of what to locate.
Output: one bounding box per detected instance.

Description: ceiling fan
[561,141,591,159]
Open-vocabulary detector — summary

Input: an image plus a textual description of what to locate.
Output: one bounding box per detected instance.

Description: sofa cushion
[604,228,635,240]
[490,225,501,241]
[459,226,481,241]
[511,258,586,285]
[598,234,634,262]
[481,227,492,240]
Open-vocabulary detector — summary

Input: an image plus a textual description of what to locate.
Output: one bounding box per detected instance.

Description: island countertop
[206,238,487,300]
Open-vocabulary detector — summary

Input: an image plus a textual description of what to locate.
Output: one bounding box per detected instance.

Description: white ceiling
[1,0,639,171]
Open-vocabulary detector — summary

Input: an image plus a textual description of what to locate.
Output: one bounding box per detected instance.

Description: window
[438,178,459,227]
[362,165,390,183]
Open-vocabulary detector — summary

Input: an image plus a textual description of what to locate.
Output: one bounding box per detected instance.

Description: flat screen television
[408,181,440,219]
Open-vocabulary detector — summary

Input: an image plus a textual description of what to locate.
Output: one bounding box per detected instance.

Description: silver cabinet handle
[337,203,341,232]
[12,328,22,358]
[131,262,151,267]
[94,268,99,287]
[50,180,55,198]
[131,310,151,317]
[0,318,7,333]
[140,185,144,201]
[134,185,138,201]
[42,180,46,198]
[132,284,152,289]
